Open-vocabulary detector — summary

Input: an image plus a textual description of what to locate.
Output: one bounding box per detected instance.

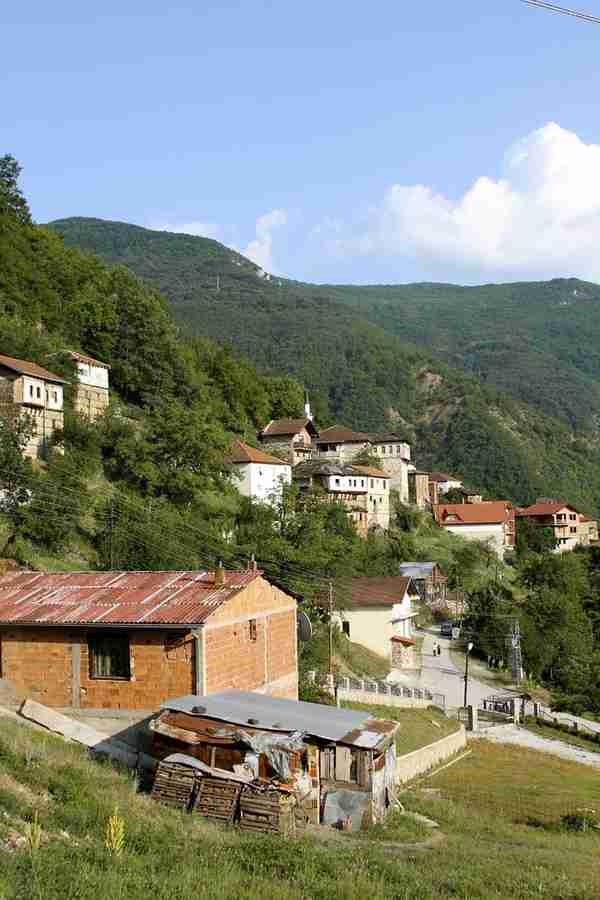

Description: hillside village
[3,160,600,895]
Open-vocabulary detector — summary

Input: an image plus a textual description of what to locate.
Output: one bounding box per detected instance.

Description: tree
[515,516,558,556]
[0,415,34,546]
[0,155,31,224]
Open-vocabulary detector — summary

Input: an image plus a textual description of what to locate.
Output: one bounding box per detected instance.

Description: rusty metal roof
[161,690,399,749]
[0,570,263,627]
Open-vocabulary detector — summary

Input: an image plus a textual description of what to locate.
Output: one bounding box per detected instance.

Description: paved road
[409,628,512,710]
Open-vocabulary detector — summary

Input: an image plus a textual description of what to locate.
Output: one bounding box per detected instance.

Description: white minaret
[304,391,313,420]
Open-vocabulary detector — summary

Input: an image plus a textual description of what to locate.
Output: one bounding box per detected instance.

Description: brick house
[0,568,298,711]
[516,501,599,553]
[0,353,68,459]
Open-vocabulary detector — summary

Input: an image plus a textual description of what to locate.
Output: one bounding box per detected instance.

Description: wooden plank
[335,746,352,782]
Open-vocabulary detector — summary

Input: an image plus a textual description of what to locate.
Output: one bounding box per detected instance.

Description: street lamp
[463,641,474,708]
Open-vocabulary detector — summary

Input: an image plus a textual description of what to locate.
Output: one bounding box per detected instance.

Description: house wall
[0,628,194,709]
[316,442,370,463]
[234,462,291,504]
[339,598,413,659]
[74,385,109,421]
[408,472,431,508]
[365,477,390,530]
[204,577,298,699]
[0,367,64,459]
[441,522,507,558]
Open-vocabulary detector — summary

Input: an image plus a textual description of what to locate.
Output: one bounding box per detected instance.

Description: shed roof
[161,690,398,748]
[228,439,290,466]
[0,569,271,627]
[0,353,69,384]
[344,576,413,609]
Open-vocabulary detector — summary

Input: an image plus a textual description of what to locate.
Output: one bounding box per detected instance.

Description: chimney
[214,562,226,586]
[249,554,258,574]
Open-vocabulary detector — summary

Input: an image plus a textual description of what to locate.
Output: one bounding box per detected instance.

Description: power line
[520,0,600,24]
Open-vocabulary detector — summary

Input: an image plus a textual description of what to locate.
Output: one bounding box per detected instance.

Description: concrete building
[432,501,515,559]
[258,417,318,465]
[364,433,412,502]
[69,351,110,421]
[338,576,419,670]
[0,353,68,459]
[0,567,299,710]
[293,460,390,533]
[352,465,391,530]
[516,501,599,553]
[228,439,291,504]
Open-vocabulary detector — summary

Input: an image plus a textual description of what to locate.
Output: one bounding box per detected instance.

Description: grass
[342,703,461,754]
[334,640,390,680]
[1,716,600,899]
[524,719,600,755]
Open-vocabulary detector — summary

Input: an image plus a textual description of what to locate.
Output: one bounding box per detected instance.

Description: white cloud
[243,208,287,272]
[149,221,222,240]
[330,123,600,280]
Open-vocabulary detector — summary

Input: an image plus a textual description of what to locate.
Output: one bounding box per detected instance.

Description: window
[570,514,576,521]
[370,479,374,489]
[361,480,365,487]
[29,385,34,398]
[53,390,58,403]
[36,386,41,399]
[249,619,258,641]
[396,446,401,455]
[335,478,340,486]
[570,527,577,534]
[342,621,350,637]
[89,633,131,679]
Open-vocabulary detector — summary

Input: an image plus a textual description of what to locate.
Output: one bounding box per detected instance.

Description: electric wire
[520,0,600,24]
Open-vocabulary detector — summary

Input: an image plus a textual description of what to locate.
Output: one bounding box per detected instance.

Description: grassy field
[334,640,390,680]
[344,703,460,754]
[1,716,600,899]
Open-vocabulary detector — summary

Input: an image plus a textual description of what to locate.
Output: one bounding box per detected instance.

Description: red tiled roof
[516,502,579,517]
[228,439,290,466]
[260,418,316,437]
[429,472,461,483]
[433,501,513,526]
[0,353,69,384]
[0,570,266,627]
[316,425,370,443]
[344,576,412,609]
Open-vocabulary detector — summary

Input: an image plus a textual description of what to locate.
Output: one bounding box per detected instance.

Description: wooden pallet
[239,787,296,836]
[193,777,242,824]
[151,761,196,810]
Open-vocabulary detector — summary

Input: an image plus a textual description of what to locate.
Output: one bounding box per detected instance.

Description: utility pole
[328,581,334,676]
[463,641,474,707]
[216,274,220,292]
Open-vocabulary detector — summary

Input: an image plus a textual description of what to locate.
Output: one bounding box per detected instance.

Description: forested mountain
[50,217,600,513]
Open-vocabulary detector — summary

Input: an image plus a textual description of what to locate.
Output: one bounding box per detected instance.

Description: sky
[5,0,600,284]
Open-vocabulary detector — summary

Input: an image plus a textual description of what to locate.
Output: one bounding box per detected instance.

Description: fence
[526,701,600,740]
[307,671,446,709]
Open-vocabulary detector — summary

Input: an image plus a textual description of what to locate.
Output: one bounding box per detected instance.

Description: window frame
[88,632,131,681]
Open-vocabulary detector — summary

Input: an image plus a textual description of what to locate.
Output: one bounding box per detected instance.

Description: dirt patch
[0,771,50,807]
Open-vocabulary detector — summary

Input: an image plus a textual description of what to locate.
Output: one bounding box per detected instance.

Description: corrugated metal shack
[149,690,399,832]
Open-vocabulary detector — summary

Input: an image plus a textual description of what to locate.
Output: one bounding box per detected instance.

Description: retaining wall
[395,725,467,784]
[339,687,431,708]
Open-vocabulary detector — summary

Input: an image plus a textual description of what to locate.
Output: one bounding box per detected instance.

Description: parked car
[440,621,453,637]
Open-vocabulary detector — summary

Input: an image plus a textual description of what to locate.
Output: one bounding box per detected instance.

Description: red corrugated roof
[0,570,264,627]
[0,353,69,384]
[228,439,290,466]
[433,501,513,526]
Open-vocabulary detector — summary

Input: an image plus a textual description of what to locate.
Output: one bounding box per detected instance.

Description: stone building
[314,425,372,463]
[69,351,110,420]
[0,567,299,711]
[408,470,433,508]
[258,417,318,465]
[293,460,390,534]
[364,433,412,502]
[0,353,68,459]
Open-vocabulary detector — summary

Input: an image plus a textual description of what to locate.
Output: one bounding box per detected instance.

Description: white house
[229,439,291,504]
[352,465,391,530]
[69,351,110,421]
[338,576,419,670]
[433,500,516,559]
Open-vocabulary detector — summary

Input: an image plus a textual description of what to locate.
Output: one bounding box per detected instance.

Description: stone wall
[395,726,467,784]
[74,385,109,421]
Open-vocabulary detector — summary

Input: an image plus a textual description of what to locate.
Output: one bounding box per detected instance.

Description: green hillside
[49,217,600,512]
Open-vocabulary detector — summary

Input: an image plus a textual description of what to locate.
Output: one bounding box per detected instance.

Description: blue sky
[6,1,600,283]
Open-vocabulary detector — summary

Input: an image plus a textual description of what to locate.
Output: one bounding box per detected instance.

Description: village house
[408,470,438,508]
[0,567,298,711]
[150,690,399,830]
[314,425,372,462]
[363,433,412,503]
[429,472,463,495]
[258,416,318,465]
[337,576,419,670]
[432,500,515,559]
[516,500,599,553]
[0,353,68,459]
[292,460,390,533]
[69,351,110,421]
[398,562,448,606]
[228,439,291,504]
